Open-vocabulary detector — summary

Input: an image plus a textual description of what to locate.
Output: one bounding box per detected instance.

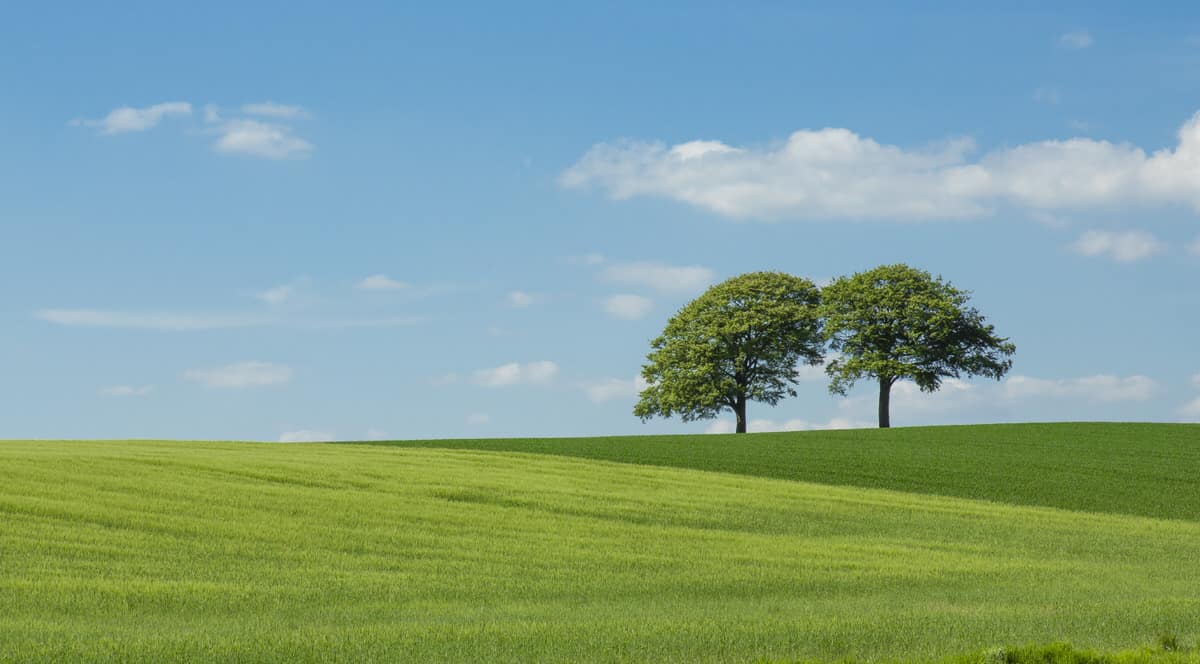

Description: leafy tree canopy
[634,271,823,433]
[822,264,1015,427]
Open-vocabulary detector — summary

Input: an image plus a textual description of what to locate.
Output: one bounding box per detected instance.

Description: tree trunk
[878,376,892,429]
[734,394,747,433]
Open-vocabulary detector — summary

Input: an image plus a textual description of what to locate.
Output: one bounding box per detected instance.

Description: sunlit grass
[359,423,1200,520]
[1,424,1198,662]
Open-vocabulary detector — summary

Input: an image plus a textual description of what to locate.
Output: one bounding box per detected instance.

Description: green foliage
[822,263,1015,397]
[634,271,823,431]
[2,424,1200,661]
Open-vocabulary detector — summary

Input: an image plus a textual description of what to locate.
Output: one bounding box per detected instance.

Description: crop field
[2,423,1199,662]
[361,423,1200,521]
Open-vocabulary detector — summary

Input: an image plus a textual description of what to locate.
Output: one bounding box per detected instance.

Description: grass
[0,423,1197,662]
[956,640,1200,663]
[353,423,1200,521]
[768,640,1200,663]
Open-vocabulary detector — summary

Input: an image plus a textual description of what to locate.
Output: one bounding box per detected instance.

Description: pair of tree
[633,264,1015,431]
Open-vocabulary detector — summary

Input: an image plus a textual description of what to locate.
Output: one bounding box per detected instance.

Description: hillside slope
[356,423,1200,521]
[2,432,1199,662]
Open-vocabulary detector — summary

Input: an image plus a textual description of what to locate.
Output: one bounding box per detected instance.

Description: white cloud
[99,385,153,398]
[705,420,737,434]
[183,361,292,389]
[242,102,309,119]
[357,274,409,291]
[794,362,828,382]
[1180,374,1200,418]
[472,361,559,387]
[705,373,1166,430]
[1030,210,1071,229]
[508,290,537,307]
[793,355,839,383]
[583,375,648,403]
[279,430,334,443]
[1071,230,1165,262]
[75,102,192,134]
[35,309,265,331]
[835,378,980,419]
[255,285,293,305]
[602,294,654,320]
[600,261,715,294]
[1060,31,1094,49]
[466,413,491,425]
[364,429,390,441]
[203,104,221,123]
[1188,237,1200,256]
[893,378,976,410]
[1181,397,1200,418]
[213,119,312,159]
[562,110,1200,221]
[1002,374,1158,402]
[705,417,872,434]
[819,417,876,430]
[76,101,314,160]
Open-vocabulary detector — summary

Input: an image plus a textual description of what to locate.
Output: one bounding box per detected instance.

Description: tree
[634,272,824,433]
[821,264,1015,428]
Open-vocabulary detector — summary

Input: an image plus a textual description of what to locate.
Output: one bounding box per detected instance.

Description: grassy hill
[356,423,1200,521]
[1,423,1198,662]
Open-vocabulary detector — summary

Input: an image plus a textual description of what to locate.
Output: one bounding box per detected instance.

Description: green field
[2,423,1199,662]
[357,422,1200,521]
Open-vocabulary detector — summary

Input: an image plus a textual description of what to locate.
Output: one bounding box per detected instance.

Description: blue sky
[3,2,1199,441]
